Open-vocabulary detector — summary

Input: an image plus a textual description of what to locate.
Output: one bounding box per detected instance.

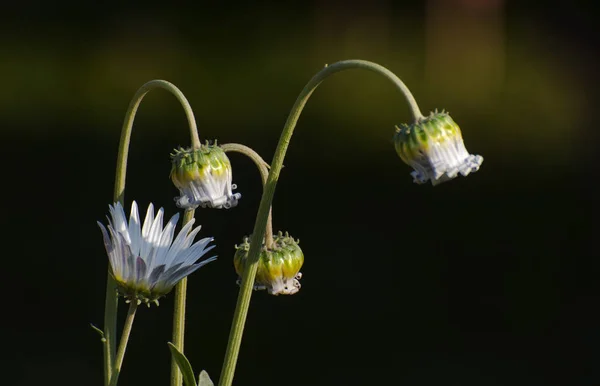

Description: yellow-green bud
[170,142,241,209]
[394,110,483,186]
[234,231,304,296]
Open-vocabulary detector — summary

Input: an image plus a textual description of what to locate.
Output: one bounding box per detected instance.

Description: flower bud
[170,142,241,209]
[234,231,304,296]
[394,110,483,186]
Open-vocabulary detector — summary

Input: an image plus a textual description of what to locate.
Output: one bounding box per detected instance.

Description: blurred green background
[1,1,597,385]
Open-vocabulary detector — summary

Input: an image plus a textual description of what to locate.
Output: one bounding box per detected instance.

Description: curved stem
[220,143,274,248]
[109,301,138,386]
[170,209,196,386]
[217,59,423,386]
[104,79,199,386]
[113,80,200,203]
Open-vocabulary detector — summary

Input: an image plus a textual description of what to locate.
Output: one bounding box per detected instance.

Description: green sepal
[198,370,214,386]
[167,342,197,386]
[89,323,106,343]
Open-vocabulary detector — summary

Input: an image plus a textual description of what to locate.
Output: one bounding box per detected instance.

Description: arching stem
[104,80,199,386]
[220,143,274,248]
[217,59,423,386]
[113,80,200,203]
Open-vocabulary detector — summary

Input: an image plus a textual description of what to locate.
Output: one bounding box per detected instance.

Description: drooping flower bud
[170,142,241,209]
[394,110,483,186]
[233,231,304,296]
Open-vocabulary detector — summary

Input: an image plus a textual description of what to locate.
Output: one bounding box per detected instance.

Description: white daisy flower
[98,201,216,305]
[394,110,483,186]
[170,144,241,210]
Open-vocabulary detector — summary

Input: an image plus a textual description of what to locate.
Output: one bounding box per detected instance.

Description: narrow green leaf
[198,370,214,386]
[167,342,197,386]
[90,323,106,343]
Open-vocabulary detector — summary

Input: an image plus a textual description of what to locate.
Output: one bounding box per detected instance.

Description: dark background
[1,1,598,385]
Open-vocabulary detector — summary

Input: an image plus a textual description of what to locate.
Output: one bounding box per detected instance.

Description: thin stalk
[170,209,196,386]
[217,59,423,386]
[109,301,138,386]
[104,79,199,386]
[220,143,274,248]
[113,80,200,203]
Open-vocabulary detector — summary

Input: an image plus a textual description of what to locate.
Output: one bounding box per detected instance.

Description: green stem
[103,280,116,386]
[104,79,199,386]
[109,301,138,386]
[170,209,196,386]
[220,143,274,248]
[114,80,200,203]
[217,59,423,386]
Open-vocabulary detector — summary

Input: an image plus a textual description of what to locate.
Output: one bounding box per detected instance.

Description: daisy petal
[98,201,216,304]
